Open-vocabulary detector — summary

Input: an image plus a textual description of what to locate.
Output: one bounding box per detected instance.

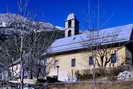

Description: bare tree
[0,0,64,89]
[92,44,118,68]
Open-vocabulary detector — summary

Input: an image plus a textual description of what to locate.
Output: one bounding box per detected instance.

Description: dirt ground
[48,81,133,89]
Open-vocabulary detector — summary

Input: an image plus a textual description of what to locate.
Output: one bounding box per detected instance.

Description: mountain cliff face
[0,13,64,69]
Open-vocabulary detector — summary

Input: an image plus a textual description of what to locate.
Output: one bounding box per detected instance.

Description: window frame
[111,52,117,64]
[71,58,76,67]
[54,60,59,69]
[89,56,94,65]
[68,20,72,28]
[68,30,72,37]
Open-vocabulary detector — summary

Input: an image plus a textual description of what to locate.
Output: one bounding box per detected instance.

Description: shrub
[75,70,93,81]
[75,68,107,81]
[75,65,128,81]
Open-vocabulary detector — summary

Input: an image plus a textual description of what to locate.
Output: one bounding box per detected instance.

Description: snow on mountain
[55,26,65,31]
[0,13,27,24]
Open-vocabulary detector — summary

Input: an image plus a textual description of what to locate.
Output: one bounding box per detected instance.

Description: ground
[48,81,133,89]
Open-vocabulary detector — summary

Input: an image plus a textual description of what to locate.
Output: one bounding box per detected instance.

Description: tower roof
[67,13,76,20]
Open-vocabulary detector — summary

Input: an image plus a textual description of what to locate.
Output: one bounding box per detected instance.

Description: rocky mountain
[0,13,64,35]
[0,13,64,68]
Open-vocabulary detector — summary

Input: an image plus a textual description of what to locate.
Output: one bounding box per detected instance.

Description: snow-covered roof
[67,13,76,20]
[48,24,133,54]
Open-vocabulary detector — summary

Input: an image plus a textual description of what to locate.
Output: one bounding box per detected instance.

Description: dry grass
[48,81,133,89]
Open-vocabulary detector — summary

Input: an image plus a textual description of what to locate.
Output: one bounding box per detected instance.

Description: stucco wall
[48,46,129,81]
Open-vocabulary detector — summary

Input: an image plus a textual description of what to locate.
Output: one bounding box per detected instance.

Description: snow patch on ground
[117,71,133,80]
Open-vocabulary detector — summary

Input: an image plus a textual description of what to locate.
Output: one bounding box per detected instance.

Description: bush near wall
[75,65,129,81]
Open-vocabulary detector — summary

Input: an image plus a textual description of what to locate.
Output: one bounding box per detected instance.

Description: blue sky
[0,0,133,30]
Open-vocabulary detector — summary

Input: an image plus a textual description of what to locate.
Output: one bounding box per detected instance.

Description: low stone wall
[48,81,133,89]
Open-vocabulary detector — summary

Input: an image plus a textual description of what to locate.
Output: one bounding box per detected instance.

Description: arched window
[111,52,117,64]
[89,56,94,65]
[54,60,59,69]
[68,30,71,37]
[71,58,76,67]
[68,20,72,28]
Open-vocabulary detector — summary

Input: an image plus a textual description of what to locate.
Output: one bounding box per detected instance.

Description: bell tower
[65,13,79,37]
